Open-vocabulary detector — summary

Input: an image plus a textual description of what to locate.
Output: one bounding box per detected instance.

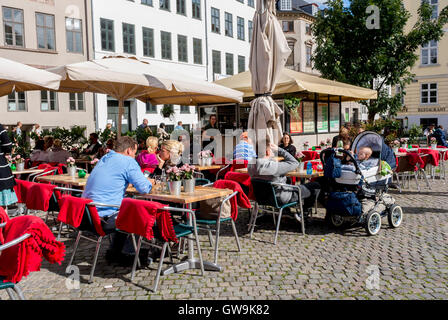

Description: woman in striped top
[0,124,18,207]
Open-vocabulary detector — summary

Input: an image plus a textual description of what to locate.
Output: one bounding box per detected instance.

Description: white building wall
[91,0,256,132]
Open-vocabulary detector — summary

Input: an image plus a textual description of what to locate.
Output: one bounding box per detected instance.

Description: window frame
[237,16,245,41]
[40,90,58,112]
[36,12,56,51]
[65,17,83,54]
[100,18,115,52]
[2,6,24,47]
[122,22,136,54]
[177,34,188,62]
[160,0,171,11]
[7,90,26,112]
[142,27,154,57]
[238,55,245,73]
[192,0,201,20]
[211,7,220,34]
[146,101,157,113]
[225,12,233,37]
[141,0,153,6]
[420,83,438,105]
[421,40,438,65]
[226,52,234,76]
[176,0,186,15]
[180,105,190,114]
[69,92,85,112]
[161,30,172,60]
[212,49,221,75]
[193,37,203,64]
[248,20,253,42]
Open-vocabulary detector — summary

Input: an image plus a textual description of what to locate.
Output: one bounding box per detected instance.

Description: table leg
[162,203,222,276]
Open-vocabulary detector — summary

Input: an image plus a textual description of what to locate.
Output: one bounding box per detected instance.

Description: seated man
[81,133,102,156]
[83,136,154,262]
[341,146,378,172]
[233,132,257,162]
[248,137,320,207]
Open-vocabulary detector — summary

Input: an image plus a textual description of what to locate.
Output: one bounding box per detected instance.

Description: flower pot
[168,180,182,196]
[431,144,437,149]
[206,157,213,166]
[198,158,205,166]
[68,166,77,177]
[393,147,399,153]
[401,144,407,149]
[16,162,25,172]
[183,179,195,193]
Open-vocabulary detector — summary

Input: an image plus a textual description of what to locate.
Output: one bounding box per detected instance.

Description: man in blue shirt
[174,121,184,131]
[83,136,153,262]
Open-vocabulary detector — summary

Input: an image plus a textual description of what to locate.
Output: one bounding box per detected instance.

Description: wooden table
[37,173,90,187]
[286,170,324,179]
[394,152,408,158]
[195,165,224,171]
[134,186,233,274]
[12,169,45,175]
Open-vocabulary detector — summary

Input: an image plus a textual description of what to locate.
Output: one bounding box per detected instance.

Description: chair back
[25,183,60,212]
[251,178,280,208]
[13,180,33,204]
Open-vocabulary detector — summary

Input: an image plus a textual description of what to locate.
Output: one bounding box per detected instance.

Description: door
[107,98,132,133]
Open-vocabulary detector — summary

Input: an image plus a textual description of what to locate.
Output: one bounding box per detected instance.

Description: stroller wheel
[330,214,344,228]
[387,205,403,228]
[365,211,381,236]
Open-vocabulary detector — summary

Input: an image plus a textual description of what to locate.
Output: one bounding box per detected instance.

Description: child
[341,146,378,172]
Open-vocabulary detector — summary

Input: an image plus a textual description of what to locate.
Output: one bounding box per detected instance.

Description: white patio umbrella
[49,56,243,135]
[248,0,292,154]
[0,57,61,97]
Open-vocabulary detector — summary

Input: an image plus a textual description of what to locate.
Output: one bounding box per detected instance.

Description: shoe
[105,250,134,266]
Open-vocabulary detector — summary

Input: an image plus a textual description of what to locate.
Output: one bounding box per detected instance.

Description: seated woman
[48,139,71,163]
[30,139,49,163]
[136,136,159,169]
[152,140,184,176]
[279,132,296,157]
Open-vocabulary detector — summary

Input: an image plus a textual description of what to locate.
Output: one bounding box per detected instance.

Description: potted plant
[430,137,437,149]
[326,138,332,148]
[319,140,326,149]
[400,138,408,149]
[181,164,196,193]
[391,140,400,153]
[166,166,182,195]
[198,150,212,166]
[295,151,305,171]
[90,158,99,168]
[283,96,302,120]
[302,141,310,151]
[160,104,175,118]
[14,155,25,172]
[67,157,77,176]
[5,155,13,169]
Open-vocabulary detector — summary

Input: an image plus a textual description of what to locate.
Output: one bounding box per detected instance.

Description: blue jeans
[102,211,135,255]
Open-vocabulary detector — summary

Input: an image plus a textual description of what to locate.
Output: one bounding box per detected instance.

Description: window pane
[3,7,11,20]
[192,0,201,19]
[238,55,245,73]
[225,12,233,37]
[177,0,186,14]
[193,38,202,64]
[226,53,234,75]
[143,27,154,57]
[430,83,437,89]
[422,83,428,90]
[211,8,220,33]
[212,50,221,74]
[77,93,84,110]
[161,31,172,59]
[177,35,188,62]
[36,13,44,26]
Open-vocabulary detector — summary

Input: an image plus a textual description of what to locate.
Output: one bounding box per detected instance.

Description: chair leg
[249,203,259,239]
[213,223,221,265]
[5,288,16,300]
[88,236,103,284]
[68,231,82,267]
[193,227,205,275]
[206,225,214,247]
[421,169,431,189]
[166,244,174,264]
[274,208,283,245]
[57,222,63,241]
[131,236,142,282]
[230,219,241,252]
[152,242,168,293]
[131,234,141,268]
[13,284,25,300]
[414,171,421,192]
[248,202,257,232]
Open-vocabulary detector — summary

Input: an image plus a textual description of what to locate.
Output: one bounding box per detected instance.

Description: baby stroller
[320,131,403,236]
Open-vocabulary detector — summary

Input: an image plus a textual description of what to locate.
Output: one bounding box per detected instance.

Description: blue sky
[313,0,350,9]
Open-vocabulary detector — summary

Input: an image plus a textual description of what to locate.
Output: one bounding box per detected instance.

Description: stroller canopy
[351,131,383,155]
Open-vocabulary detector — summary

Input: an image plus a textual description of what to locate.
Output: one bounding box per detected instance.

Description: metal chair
[249,179,318,245]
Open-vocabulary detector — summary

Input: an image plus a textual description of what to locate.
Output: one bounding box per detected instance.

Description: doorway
[107,97,132,133]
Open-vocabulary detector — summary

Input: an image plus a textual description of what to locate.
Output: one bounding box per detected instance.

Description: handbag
[197,196,232,220]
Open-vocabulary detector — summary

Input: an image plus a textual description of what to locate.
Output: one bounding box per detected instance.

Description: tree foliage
[312,0,448,121]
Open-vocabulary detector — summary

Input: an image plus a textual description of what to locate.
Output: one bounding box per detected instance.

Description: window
[422,0,439,19]
[248,20,253,42]
[421,40,438,65]
[66,18,83,53]
[238,55,245,73]
[237,17,244,40]
[248,0,255,8]
[142,27,154,57]
[69,93,84,111]
[180,106,190,113]
[122,23,135,54]
[193,38,202,64]
[177,0,186,15]
[282,21,294,32]
[7,90,26,111]
[100,18,114,51]
[286,41,294,66]
[2,7,24,47]
[226,53,234,75]
[177,34,188,62]
[141,0,153,5]
[146,101,157,113]
[237,0,243,3]
[225,12,233,37]
[36,13,55,50]
[212,50,221,75]
[280,0,292,10]
[192,0,201,19]
[211,7,220,33]
[306,45,312,67]
[41,91,58,111]
[160,0,170,11]
[305,23,311,35]
[421,83,437,104]
[161,31,172,59]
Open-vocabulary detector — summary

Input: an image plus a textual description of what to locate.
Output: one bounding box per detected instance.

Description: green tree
[312,0,448,122]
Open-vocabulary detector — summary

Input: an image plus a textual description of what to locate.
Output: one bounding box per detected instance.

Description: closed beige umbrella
[49,56,243,135]
[0,57,61,97]
[248,0,292,152]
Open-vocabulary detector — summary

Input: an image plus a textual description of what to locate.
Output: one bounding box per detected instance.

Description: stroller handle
[320,148,362,175]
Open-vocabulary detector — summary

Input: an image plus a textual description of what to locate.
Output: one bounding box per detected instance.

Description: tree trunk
[367,99,376,124]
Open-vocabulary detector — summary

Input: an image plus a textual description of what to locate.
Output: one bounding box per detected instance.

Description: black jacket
[0,124,15,190]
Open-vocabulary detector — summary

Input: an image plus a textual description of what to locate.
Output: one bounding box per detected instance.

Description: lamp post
[404,116,409,130]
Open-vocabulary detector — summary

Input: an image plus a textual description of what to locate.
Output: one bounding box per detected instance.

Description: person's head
[178,135,183,142]
[146,136,159,154]
[159,140,184,165]
[106,123,112,130]
[240,131,250,142]
[160,123,165,129]
[106,138,114,149]
[438,125,443,130]
[35,139,45,151]
[209,114,217,126]
[357,146,372,161]
[17,121,22,128]
[142,118,148,125]
[357,127,365,134]
[343,141,351,150]
[177,121,182,126]
[43,135,54,150]
[114,136,138,158]
[34,123,40,129]
[339,127,349,138]
[281,132,292,146]
[429,124,436,130]
[89,133,99,143]
[53,139,63,150]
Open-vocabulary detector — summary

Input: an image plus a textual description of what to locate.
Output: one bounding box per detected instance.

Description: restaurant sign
[417,106,446,113]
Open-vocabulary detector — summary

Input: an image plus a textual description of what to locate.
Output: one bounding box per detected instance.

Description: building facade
[397,0,448,130]
[91,0,256,133]
[0,0,95,134]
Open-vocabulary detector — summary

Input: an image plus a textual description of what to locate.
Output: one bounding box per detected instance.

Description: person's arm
[290,145,297,157]
[127,161,152,194]
[0,126,13,154]
[260,147,298,177]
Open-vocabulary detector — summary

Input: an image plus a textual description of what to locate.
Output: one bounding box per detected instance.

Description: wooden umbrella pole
[118,98,124,138]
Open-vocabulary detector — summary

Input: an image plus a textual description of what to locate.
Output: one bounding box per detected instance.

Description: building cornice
[276,11,316,22]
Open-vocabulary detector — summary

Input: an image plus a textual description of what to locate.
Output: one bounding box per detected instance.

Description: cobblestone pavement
[1,177,447,300]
